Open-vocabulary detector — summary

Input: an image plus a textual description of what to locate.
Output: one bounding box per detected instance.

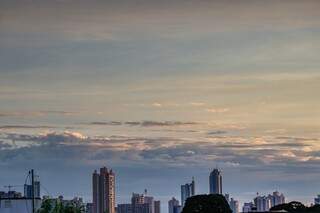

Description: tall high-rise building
[92,167,115,213]
[24,175,40,198]
[181,178,195,206]
[209,169,222,194]
[268,191,285,207]
[315,195,320,205]
[154,200,160,213]
[254,195,271,212]
[168,197,181,213]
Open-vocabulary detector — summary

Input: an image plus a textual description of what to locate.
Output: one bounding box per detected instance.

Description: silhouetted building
[181,177,195,206]
[92,167,115,213]
[209,169,222,194]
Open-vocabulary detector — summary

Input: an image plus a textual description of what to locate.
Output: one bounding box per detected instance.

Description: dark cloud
[0,125,56,129]
[207,130,228,135]
[89,121,122,126]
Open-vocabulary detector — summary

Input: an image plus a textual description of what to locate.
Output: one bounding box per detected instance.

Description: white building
[229,198,239,213]
[242,202,255,213]
[268,191,285,207]
[0,198,41,213]
[254,195,271,212]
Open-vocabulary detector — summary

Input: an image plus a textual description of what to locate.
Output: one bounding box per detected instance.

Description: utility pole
[31,169,35,213]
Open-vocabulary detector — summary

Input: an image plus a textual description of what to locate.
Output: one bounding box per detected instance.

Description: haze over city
[0,0,320,212]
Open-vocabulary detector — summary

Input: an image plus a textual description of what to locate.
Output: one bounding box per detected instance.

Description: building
[154,200,160,213]
[229,198,239,213]
[168,198,182,213]
[315,195,320,205]
[24,175,40,199]
[181,178,195,206]
[117,204,132,213]
[119,191,159,213]
[0,191,22,199]
[92,167,115,213]
[0,197,42,213]
[58,196,84,209]
[268,191,285,207]
[209,169,222,194]
[254,195,271,212]
[242,202,255,213]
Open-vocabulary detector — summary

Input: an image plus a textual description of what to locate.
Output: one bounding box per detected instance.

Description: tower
[92,167,115,213]
[209,168,222,194]
[181,177,195,206]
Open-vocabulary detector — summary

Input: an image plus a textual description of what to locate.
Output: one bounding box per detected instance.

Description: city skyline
[1,0,320,212]
[0,167,313,213]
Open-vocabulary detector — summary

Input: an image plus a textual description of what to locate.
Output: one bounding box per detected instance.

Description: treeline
[181,194,320,213]
[37,199,84,213]
[270,201,320,213]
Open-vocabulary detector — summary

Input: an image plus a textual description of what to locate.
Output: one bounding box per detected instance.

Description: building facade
[268,191,285,207]
[314,195,320,205]
[209,169,222,194]
[92,167,115,213]
[117,204,132,213]
[229,198,239,213]
[24,175,41,199]
[154,200,160,213]
[254,195,271,212]
[0,198,41,213]
[181,178,195,206]
[242,202,255,213]
[168,197,181,213]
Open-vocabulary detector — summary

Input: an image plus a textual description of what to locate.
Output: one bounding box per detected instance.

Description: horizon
[0,0,320,212]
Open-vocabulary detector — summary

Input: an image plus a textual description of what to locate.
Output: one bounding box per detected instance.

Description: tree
[307,204,320,213]
[37,199,85,213]
[270,201,307,213]
[182,194,232,213]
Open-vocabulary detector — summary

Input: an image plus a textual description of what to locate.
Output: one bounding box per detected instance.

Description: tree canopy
[182,194,232,213]
[270,201,320,213]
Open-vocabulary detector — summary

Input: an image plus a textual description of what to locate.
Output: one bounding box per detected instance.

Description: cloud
[88,120,199,127]
[0,125,56,130]
[189,102,206,106]
[207,130,228,135]
[151,102,163,107]
[206,108,229,113]
[0,130,319,171]
[139,121,198,127]
[0,111,75,118]
[89,121,122,126]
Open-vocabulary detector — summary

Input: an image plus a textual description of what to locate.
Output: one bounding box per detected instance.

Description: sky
[0,0,320,210]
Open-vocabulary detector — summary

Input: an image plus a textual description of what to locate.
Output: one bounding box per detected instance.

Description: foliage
[270,202,320,213]
[181,194,232,213]
[37,199,84,213]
